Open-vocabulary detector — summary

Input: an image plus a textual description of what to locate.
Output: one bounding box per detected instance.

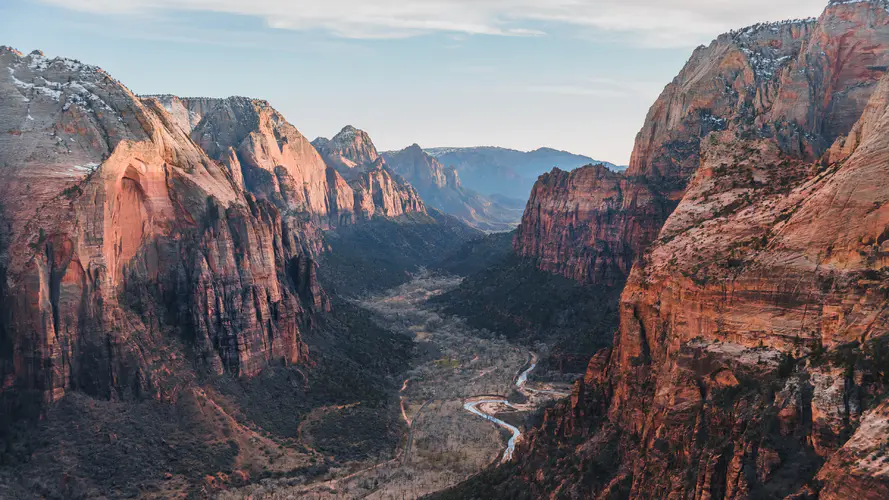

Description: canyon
[0,45,479,498]
[438,0,889,498]
[4,0,889,498]
[220,274,570,499]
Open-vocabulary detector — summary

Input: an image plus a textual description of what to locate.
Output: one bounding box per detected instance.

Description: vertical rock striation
[312,126,426,219]
[514,165,669,285]
[179,96,356,227]
[516,2,889,286]
[0,48,325,416]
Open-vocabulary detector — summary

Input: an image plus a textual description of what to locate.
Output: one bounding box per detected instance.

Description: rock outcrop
[517,0,889,287]
[312,126,426,219]
[177,96,358,227]
[584,32,889,491]
[514,165,670,285]
[313,125,382,171]
[385,144,461,192]
[0,48,324,414]
[444,1,889,498]
[384,145,523,231]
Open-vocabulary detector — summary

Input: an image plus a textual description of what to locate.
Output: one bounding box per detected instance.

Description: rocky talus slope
[384,144,523,231]
[312,125,426,219]
[439,1,889,499]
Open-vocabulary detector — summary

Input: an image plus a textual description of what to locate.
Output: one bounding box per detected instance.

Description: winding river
[515,355,537,390]
[462,355,540,462]
[462,399,521,462]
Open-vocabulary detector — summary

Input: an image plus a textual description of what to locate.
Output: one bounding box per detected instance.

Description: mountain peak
[331,124,366,146]
[0,45,24,57]
[314,125,381,169]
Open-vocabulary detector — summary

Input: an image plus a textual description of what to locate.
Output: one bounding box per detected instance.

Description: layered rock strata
[464,2,889,498]
[517,0,889,285]
[0,48,324,412]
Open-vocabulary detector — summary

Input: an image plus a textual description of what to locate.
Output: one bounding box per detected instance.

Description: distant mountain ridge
[383,145,524,232]
[422,146,625,200]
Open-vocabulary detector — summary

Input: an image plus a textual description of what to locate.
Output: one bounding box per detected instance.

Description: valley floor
[221,273,571,499]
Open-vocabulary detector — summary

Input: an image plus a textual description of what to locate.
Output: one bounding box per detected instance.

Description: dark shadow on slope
[210,299,413,441]
[0,300,415,498]
[435,230,515,276]
[0,392,241,499]
[431,250,624,377]
[318,210,482,296]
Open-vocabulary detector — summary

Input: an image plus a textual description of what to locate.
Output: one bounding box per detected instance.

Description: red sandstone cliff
[0,48,325,409]
[478,1,889,499]
[517,0,889,286]
[312,126,426,219]
[514,165,669,285]
[178,96,358,227]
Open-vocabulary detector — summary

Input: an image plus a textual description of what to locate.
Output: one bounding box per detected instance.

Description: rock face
[313,125,381,170]
[165,95,358,227]
[517,0,889,287]
[384,145,523,231]
[514,165,670,285]
[514,165,675,285]
[452,1,889,498]
[627,18,814,193]
[312,126,426,219]
[152,95,406,227]
[385,144,461,192]
[0,48,325,413]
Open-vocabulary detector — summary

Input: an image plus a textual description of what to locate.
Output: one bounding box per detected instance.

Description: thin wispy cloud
[519,77,665,99]
[38,0,827,47]
[45,14,376,55]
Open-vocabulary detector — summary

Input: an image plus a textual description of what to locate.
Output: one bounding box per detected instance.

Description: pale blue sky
[0,0,827,163]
